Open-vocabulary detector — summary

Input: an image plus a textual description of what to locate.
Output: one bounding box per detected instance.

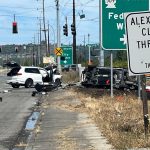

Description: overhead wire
[0,0,98,44]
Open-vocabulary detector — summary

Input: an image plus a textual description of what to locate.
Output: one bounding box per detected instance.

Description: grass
[61,71,150,149]
[61,70,80,84]
[70,87,150,149]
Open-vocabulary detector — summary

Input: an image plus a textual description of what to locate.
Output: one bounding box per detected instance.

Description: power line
[0,5,54,10]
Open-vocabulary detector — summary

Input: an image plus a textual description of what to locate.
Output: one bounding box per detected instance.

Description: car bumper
[6,79,25,85]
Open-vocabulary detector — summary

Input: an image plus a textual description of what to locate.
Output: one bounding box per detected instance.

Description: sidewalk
[25,88,113,150]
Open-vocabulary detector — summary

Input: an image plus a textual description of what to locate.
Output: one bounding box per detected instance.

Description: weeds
[62,70,79,84]
[71,87,150,149]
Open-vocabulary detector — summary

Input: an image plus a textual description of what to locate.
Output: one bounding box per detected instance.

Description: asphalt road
[0,75,37,150]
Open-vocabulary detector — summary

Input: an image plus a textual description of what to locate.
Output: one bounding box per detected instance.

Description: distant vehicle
[5,61,62,88]
[61,64,77,72]
[62,65,70,72]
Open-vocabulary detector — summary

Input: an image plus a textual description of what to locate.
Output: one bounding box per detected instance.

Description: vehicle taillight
[106,79,110,85]
[146,89,150,92]
[17,73,22,75]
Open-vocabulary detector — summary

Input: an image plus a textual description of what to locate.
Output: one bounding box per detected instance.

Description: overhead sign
[60,46,73,65]
[125,11,150,75]
[101,0,149,50]
[54,47,63,56]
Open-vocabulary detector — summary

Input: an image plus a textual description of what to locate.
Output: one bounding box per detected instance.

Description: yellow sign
[54,47,63,56]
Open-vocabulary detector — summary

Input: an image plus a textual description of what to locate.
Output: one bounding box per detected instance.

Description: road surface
[0,75,37,150]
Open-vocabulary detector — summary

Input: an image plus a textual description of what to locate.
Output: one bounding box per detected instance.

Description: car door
[39,68,49,83]
[24,68,43,84]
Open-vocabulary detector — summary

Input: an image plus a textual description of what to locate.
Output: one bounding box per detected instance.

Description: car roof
[21,66,43,68]
[20,66,47,71]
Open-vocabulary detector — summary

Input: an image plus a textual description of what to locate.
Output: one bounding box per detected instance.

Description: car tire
[25,78,33,88]
[12,84,20,88]
[55,79,61,87]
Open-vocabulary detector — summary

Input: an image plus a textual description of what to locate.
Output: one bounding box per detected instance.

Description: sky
[0,0,99,45]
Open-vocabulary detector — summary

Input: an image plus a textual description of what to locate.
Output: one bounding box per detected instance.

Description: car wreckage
[81,65,138,90]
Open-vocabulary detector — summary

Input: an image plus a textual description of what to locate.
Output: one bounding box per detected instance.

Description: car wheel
[12,84,20,88]
[55,79,61,87]
[25,78,33,88]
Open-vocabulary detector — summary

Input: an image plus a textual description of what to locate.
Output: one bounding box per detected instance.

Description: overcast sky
[0,0,99,45]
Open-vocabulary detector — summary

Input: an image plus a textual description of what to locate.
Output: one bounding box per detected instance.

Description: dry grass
[62,70,80,84]
[70,87,150,149]
[56,126,78,150]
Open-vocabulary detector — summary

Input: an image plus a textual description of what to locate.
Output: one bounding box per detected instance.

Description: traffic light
[63,24,68,36]
[12,22,18,34]
[71,23,76,35]
[0,47,2,53]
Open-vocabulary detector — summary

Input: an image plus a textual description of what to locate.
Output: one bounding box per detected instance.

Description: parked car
[5,61,62,88]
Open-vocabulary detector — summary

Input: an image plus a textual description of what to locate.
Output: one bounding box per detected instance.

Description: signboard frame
[125,11,150,75]
[101,0,149,51]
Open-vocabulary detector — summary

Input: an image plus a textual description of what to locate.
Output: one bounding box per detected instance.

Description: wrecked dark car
[81,65,138,90]
[81,65,112,88]
[113,68,138,90]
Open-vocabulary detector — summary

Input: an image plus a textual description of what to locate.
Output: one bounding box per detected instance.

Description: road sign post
[60,46,73,65]
[101,0,149,50]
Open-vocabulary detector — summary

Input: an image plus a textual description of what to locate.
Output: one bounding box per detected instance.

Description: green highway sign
[60,46,73,65]
[101,0,149,50]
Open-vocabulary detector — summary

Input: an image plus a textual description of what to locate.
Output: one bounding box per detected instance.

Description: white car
[5,62,62,88]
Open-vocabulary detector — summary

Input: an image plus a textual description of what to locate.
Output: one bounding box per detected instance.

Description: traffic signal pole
[72,0,76,64]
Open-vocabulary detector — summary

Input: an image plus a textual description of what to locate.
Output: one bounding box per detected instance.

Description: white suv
[7,66,49,88]
[5,61,62,88]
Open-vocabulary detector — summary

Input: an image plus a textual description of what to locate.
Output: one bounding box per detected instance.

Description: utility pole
[37,19,42,65]
[39,19,42,64]
[47,21,50,55]
[55,0,61,72]
[99,0,104,67]
[88,34,91,65]
[32,35,36,66]
[42,0,47,56]
[72,0,76,64]
[88,33,90,44]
